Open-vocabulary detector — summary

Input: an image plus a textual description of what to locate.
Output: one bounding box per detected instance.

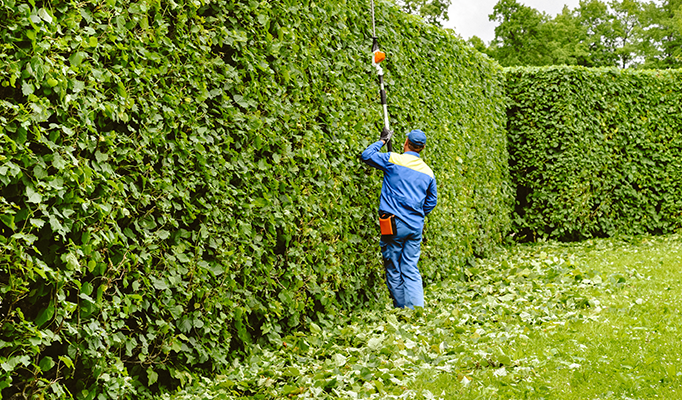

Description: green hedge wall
[506,66,682,241]
[0,0,510,397]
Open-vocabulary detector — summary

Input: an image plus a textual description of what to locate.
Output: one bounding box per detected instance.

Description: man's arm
[361,140,390,171]
[423,178,438,216]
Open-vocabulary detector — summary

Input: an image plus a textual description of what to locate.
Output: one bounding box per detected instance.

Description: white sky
[443,0,582,43]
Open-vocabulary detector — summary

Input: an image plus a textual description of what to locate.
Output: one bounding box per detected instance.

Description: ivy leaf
[26,186,42,204]
[179,318,192,333]
[38,8,53,24]
[151,277,169,290]
[0,214,15,230]
[52,153,66,170]
[58,356,74,370]
[39,357,55,372]
[21,81,34,96]
[35,301,55,327]
[309,322,322,335]
[95,151,109,163]
[64,252,81,272]
[368,336,384,351]
[30,58,45,80]
[233,95,249,108]
[49,214,65,235]
[148,368,159,385]
[69,52,87,67]
[332,354,347,367]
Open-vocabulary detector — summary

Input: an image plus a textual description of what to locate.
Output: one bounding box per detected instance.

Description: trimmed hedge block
[0,0,510,397]
[507,66,682,241]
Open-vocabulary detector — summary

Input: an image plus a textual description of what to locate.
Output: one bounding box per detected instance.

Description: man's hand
[380,127,393,143]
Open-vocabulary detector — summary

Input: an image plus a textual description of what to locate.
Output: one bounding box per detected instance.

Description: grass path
[162,235,682,400]
[413,235,682,399]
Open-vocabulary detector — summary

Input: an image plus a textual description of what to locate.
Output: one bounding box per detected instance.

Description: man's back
[361,144,437,230]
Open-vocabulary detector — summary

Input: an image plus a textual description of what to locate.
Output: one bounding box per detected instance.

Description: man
[361,128,438,309]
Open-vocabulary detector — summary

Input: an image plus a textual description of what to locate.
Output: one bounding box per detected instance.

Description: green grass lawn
[161,235,682,400]
[412,235,682,399]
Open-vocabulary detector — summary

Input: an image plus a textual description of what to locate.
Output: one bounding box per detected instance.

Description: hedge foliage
[506,66,682,241]
[0,0,510,398]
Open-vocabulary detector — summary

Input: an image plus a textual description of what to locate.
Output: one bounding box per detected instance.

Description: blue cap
[407,129,426,147]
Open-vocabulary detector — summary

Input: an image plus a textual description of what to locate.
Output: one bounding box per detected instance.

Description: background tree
[541,6,591,66]
[394,0,452,26]
[575,0,620,67]
[487,0,549,66]
[638,0,682,68]
[608,0,643,68]
[466,35,490,54]
[466,0,682,69]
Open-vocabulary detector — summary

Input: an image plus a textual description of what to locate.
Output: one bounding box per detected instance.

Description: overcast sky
[443,0,582,43]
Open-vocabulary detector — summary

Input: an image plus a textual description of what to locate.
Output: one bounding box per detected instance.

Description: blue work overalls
[361,140,438,309]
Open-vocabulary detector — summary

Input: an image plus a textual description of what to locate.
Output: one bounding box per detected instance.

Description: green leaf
[30,57,45,81]
[95,151,109,163]
[233,95,249,108]
[69,52,87,67]
[332,353,347,367]
[151,277,168,290]
[1,355,31,373]
[58,356,74,369]
[26,186,42,204]
[147,368,159,385]
[48,177,64,190]
[35,301,55,327]
[81,281,94,296]
[39,356,55,372]
[52,153,67,170]
[0,214,15,230]
[38,8,52,24]
[21,81,34,96]
[281,385,303,396]
[309,322,322,335]
[179,318,192,333]
[117,81,127,98]
[64,252,81,272]
[176,252,190,263]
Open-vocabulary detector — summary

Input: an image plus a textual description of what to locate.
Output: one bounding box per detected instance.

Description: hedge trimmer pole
[370,0,392,152]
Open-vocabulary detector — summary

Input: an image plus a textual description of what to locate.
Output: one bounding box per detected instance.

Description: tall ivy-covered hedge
[507,66,682,241]
[0,0,510,397]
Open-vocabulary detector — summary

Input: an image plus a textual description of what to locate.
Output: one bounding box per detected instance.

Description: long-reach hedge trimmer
[370,0,393,152]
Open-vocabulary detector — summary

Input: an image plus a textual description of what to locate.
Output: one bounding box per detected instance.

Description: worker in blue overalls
[361,128,438,309]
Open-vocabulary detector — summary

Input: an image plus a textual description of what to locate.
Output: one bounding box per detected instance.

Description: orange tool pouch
[379,213,397,236]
